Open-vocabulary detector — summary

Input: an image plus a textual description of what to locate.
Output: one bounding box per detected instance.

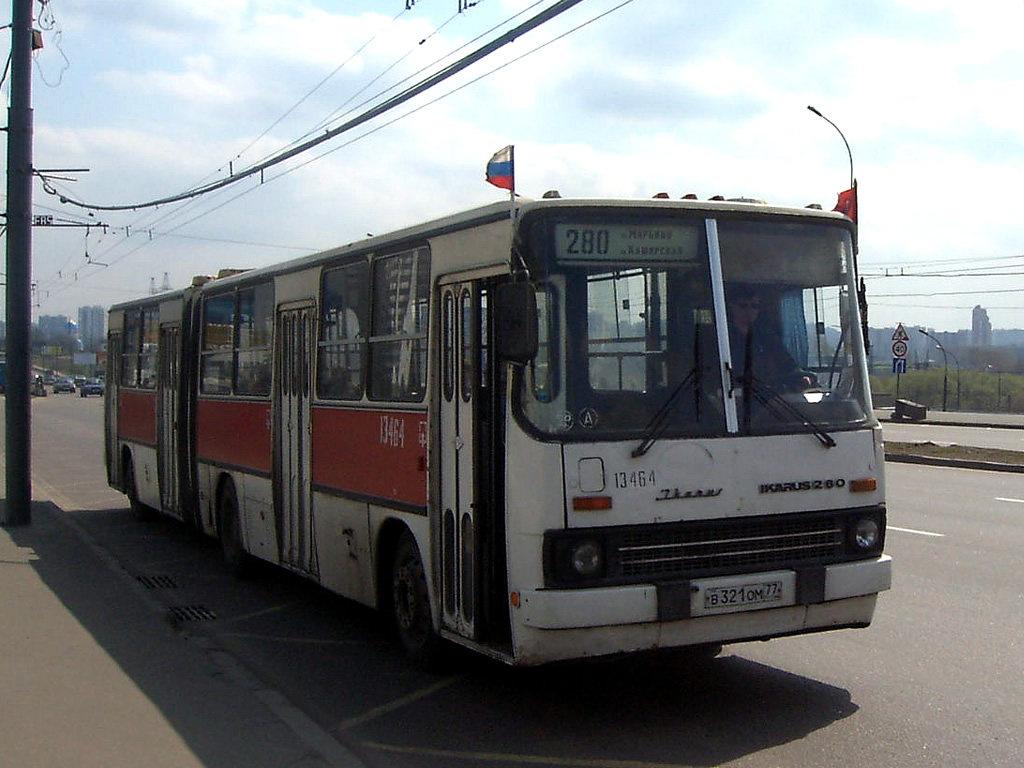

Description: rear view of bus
[501,198,890,664]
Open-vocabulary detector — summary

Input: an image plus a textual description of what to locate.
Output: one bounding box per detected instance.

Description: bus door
[157,324,181,518]
[439,279,510,646]
[105,331,122,488]
[274,304,318,577]
[440,283,477,638]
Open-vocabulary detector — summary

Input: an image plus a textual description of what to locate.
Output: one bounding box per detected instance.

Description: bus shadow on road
[341,632,860,767]
[10,500,859,768]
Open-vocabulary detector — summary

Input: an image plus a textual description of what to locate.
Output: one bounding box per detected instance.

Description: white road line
[996,497,1024,504]
[889,525,945,538]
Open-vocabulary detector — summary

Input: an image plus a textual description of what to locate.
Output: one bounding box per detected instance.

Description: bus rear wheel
[391,530,445,670]
[218,480,252,578]
[124,455,152,521]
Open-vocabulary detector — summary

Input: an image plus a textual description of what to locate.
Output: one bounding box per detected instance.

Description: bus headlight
[570,540,604,577]
[851,517,880,551]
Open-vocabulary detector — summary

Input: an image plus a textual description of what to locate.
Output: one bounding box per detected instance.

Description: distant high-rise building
[972,305,992,346]
[78,305,105,346]
[38,314,76,342]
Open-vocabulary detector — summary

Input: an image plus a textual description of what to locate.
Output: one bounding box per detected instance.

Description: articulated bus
[106,196,891,667]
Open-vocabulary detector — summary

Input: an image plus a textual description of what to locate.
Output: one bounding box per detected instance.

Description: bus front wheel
[391,530,445,669]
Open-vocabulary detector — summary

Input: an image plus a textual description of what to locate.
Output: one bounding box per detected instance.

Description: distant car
[79,378,104,397]
[53,377,76,394]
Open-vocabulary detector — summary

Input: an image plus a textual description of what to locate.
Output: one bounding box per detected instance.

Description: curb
[885,453,1024,473]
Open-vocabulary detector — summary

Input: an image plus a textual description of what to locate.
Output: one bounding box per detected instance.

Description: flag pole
[508,144,516,225]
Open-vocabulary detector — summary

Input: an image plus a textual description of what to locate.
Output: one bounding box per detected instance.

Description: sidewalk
[0,500,365,768]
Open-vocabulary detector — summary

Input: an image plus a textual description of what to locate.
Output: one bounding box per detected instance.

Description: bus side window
[138,306,160,389]
[318,260,368,400]
[368,247,430,402]
[201,293,235,395]
[236,282,274,397]
[121,309,142,388]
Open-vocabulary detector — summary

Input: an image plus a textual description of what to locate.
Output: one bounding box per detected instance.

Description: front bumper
[518,555,891,630]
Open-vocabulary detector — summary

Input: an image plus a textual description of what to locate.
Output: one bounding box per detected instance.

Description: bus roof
[109,195,852,311]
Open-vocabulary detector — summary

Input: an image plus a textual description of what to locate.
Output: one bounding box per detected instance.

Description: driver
[726,284,817,392]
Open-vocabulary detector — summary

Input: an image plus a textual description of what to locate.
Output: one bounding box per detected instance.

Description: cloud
[16,0,1024,331]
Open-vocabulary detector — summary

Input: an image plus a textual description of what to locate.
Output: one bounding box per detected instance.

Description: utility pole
[3,0,35,526]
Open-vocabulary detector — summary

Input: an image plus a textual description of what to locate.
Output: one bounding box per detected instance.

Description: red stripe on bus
[196,399,272,474]
[312,407,427,507]
[118,390,157,444]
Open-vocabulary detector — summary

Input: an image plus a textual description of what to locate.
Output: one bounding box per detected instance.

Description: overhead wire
[34,1,494,287]
[33,2,445,293]
[46,0,592,214]
[34,0,612,301]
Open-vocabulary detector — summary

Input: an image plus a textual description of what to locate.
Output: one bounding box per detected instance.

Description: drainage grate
[168,605,217,623]
[137,575,178,590]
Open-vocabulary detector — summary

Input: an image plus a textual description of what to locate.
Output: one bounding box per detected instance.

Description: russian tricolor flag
[485,145,514,191]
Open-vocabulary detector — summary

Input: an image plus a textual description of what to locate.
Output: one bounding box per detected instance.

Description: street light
[808,106,869,360]
[807,105,854,189]
[946,347,961,411]
[918,329,949,412]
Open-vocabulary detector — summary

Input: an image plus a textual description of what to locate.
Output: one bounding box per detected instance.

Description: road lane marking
[996,497,1024,504]
[340,675,463,730]
[363,741,691,767]
[889,526,945,537]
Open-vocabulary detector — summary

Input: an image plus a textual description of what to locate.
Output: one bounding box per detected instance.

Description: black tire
[218,480,252,578]
[391,530,446,670]
[124,455,153,521]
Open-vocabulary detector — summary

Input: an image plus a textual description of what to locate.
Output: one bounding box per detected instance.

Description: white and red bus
[106,195,891,667]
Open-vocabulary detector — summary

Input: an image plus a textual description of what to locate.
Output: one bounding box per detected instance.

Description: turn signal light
[572,496,612,511]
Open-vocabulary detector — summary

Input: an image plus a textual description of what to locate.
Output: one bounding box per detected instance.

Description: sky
[4,0,1024,333]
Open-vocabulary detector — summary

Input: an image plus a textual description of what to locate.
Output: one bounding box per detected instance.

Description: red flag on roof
[834,181,857,223]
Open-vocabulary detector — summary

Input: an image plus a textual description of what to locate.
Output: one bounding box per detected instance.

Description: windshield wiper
[734,330,836,448]
[631,368,698,458]
[738,374,836,448]
[632,327,705,458]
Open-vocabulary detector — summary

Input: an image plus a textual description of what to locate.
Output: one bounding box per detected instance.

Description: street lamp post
[919,329,949,412]
[946,347,961,411]
[807,105,854,189]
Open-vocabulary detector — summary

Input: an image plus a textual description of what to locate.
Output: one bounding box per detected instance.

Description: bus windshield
[517,210,872,441]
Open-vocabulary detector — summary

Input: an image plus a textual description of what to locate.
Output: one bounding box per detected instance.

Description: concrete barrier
[893,398,927,421]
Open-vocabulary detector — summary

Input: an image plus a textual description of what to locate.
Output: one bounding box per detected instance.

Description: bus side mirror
[495,282,538,365]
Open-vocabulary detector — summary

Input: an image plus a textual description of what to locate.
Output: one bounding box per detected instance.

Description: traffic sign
[892,340,908,358]
[892,323,909,342]
[893,358,907,374]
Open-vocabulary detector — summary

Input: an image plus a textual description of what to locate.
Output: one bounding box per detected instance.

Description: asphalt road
[882,420,1024,452]
[9,395,1024,767]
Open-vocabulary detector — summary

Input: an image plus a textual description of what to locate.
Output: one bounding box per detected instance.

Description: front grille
[544,507,885,588]
[619,515,843,579]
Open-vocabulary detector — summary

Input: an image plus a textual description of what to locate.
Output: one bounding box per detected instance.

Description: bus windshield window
[521,216,725,438]
[719,218,870,435]
[518,212,870,440]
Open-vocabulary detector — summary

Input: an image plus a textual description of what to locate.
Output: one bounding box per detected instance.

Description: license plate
[703,580,783,611]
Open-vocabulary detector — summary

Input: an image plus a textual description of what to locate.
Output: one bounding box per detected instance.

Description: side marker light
[849,478,877,493]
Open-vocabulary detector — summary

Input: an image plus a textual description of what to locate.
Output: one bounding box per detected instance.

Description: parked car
[52,377,76,394]
[79,378,104,397]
